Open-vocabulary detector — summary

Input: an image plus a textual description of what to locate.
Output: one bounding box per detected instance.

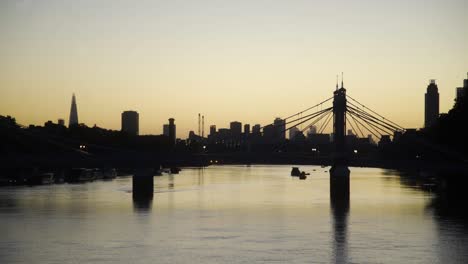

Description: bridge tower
[330,75,350,199]
[333,79,347,163]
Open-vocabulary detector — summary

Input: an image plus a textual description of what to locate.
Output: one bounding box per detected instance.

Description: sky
[1,0,467,138]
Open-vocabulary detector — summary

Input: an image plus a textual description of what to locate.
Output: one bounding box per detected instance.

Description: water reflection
[197,167,204,186]
[132,170,154,212]
[168,174,175,190]
[430,191,468,263]
[394,170,468,223]
[330,169,350,264]
[395,169,468,263]
[132,195,153,212]
[3,166,468,263]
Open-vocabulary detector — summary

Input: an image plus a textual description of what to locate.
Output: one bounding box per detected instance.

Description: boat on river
[291,167,301,176]
[292,167,309,179]
[299,171,309,180]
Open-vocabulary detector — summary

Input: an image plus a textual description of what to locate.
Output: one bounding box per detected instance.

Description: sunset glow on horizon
[1,0,467,137]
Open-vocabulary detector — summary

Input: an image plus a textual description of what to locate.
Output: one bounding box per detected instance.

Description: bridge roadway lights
[132,168,154,200]
[330,165,350,201]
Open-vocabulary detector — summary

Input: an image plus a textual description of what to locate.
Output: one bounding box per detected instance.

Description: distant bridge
[261,79,405,166]
[3,79,465,170]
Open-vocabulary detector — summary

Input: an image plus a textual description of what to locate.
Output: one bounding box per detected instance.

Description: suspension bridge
[261,78,405,169]
[5,77,457,172]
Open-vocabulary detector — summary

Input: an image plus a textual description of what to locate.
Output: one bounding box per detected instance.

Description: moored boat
[291,167,301,177]
[299,171,308,180]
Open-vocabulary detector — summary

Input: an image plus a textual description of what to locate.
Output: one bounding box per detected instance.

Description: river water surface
[1,165,468,263]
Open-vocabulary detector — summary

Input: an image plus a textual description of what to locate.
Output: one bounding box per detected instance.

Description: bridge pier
[330,79,350,199]
[330,165,350,264]
[132,168,154,202]
[330,165,350,200]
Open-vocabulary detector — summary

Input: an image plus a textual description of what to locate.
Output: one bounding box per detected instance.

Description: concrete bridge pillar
[333,86,347,164]
[330,82,350,198]
[132,168,154,200]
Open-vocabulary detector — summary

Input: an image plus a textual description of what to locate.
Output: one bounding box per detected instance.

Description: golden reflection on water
[0,165,467,264]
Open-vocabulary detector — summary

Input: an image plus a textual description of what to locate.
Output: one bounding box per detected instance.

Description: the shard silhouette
[69,93,79,127]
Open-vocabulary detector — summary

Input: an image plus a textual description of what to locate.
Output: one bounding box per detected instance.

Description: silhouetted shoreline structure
[426,73,468,159]
[2,74,468,176]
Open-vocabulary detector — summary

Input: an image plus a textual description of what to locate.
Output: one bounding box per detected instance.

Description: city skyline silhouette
[1,1,467,137]
[24,73,467,141]
[1,2,468,263]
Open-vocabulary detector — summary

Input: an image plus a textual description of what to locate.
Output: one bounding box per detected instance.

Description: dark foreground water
[1,165,468,263]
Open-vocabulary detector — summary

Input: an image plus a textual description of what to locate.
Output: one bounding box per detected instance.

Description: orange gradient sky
[1,0,467,138]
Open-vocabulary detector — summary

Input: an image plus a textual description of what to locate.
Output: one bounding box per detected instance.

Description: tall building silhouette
[69,93,79,127]
[456,73,468,102]
[121,111,139,136]
[168,118,176,145]
[309,125,317,135]
[230,121,242,136]
[244,124,250,135]
[274,117,286,140]
[210,125,216,136]
[424,80,439,128]
[465,72,468,88]
[289,126,300,139]
[263,124,276,142]
[252,124,261,135]
[163,119,176,144]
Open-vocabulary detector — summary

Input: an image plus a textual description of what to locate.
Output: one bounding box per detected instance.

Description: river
[1,165,467,263]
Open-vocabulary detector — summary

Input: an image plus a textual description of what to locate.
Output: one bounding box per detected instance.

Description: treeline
[426,89,468,156]
[0,117,174,155]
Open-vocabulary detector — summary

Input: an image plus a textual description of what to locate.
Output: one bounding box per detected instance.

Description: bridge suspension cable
[346,111,382,140]
[348,108,389,133]
[318,110,333,134]
[348,111,387,137]
[261,107,333,135]
[283,96,333,120]
[259,96,333,134]
[283,107,332,127]
[282,107,333,133]
[346,95,405,131]
[347,102,402,132]
[347,105,399,134]
[298,108,333,134]
[348,110,366,138]
[346,113,363,138]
